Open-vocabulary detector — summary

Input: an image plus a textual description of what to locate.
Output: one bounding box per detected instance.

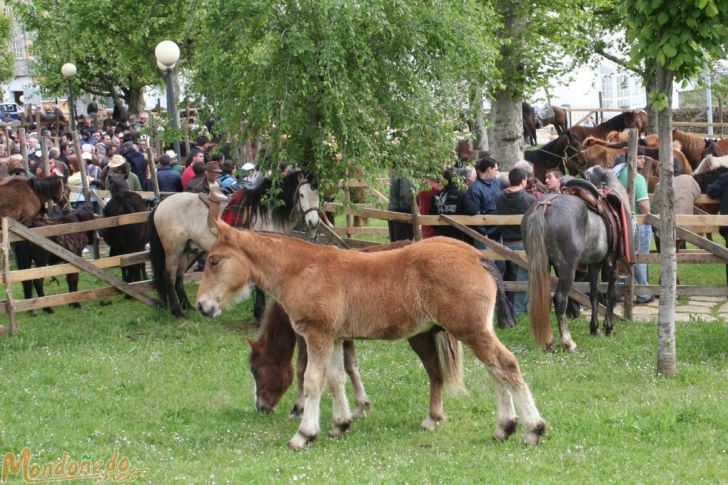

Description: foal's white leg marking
[486,368,518,441]
[507,380,545,445]
[289,339,332,450]
[326,341,353,437]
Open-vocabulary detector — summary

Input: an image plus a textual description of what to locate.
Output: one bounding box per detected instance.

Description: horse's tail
[478,257,515,328]
[148,209,168,307]
[523,209,553,349]
[434,331,465,394]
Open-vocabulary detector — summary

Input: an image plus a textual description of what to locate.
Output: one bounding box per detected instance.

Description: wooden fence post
[411,195,422,241]
[624,128,639,319]
[18,127,28,171]
[2,217,18,335]
[146,146,160,198]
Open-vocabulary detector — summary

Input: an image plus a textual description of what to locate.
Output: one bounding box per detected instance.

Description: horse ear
[214,218,233,239]
[297,173,306,184]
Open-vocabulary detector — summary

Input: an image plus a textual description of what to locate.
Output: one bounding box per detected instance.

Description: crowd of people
[0,109,264,204]
[388,139,728,315]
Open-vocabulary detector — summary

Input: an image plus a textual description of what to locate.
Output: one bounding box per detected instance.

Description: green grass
[1,287,728,484]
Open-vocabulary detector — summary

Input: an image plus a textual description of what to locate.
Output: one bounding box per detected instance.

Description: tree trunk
[490,94,523,169]
[645,74,658,134]
[655,63,676,377]
[470,85,488,151]
[110,91,129,119]
[126,86,146,116]
[488,3,527,169]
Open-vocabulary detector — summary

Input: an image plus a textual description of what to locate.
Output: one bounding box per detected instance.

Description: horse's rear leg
[552,268,578,352]
[288,330,334,450]
[407,330,446,431]
[587,265,601,336]
[603,264,618,336]
[343,340,371,418]
[458,327,545,445]
[326,341,353,439]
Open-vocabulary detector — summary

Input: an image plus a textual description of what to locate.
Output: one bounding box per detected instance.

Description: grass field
[1,282,727,484]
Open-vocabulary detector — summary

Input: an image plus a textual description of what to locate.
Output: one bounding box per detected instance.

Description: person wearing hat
[241,161,264,186]
[165,149,184,174]
[104,154,142,191]
[82,151,102,182]
[156,153,183,192]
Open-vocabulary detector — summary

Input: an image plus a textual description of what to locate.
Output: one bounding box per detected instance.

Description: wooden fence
[2,179,727,335]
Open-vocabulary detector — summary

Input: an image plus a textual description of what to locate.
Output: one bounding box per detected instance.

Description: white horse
[149,171,320,317]
[694,154,728,175]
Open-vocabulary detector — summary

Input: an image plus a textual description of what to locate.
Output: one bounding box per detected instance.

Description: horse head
[196,220,254,317]
[622,111,638,129]
[293,172,320,233]
[248,335,294,413]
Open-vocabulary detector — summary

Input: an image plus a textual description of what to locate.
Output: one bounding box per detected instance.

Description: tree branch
[594,45,645,78]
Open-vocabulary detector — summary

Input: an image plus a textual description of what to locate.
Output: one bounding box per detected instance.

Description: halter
[289,178,318,221]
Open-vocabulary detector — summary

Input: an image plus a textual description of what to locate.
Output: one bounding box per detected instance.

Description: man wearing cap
[156,153,183,192]
[166,150,184,174]
[241,162,264,187]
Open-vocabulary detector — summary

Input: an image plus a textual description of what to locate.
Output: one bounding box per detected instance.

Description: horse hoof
[561,341,578,353]
[288,431,316,450]
[544,342,556,353]
[590,329,600,336]
[523,420,546,446]
[420,415,445,431]
[353,401,371,418]
[493,418,518,442]
[70,303,81,309]
[328,420,351,438]
[43,307,54,314]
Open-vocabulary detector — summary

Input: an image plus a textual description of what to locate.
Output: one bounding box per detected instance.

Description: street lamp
[61,62,77,132]
[155,40,181,160]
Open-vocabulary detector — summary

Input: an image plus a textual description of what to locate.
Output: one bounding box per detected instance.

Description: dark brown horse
[101,175,149,283]
[197,226,544,449]
[524,131,583,181]
[569,111,638,141]
[13,204,96,314]
[0,175,68,220]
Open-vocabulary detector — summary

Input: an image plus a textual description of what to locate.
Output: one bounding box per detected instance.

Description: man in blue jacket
[468,155,504,273]
[156,153,183,192]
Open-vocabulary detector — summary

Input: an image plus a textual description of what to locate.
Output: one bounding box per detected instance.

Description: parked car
[0,103,23,121]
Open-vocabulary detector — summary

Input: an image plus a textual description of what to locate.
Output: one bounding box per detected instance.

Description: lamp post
[155,40,181,160]
[61,62,77,132]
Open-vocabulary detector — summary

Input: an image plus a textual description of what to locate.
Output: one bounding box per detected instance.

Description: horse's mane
[30,176,64,199]
[242,170,316,228]
[105,190,147,215]
[693,166,728,192]
[599,112,633,131]
[672,130,707,167]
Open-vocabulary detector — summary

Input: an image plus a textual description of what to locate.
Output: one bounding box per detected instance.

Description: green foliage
[620,0,728,87]
[10,0,200,112]
[0,11,15,83]
[190,0,497,188]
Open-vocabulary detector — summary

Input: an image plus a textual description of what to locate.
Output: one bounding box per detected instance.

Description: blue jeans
[634,224,652,301]
[503,240,528,315]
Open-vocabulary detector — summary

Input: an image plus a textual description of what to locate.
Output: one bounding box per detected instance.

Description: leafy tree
[190,0,497,190]
[11,0,199,116]
[620,0,728,376]
[0,10,14,85]
[486,0,597,168]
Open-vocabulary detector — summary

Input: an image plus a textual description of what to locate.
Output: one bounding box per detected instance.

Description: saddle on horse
[561,178,633,277]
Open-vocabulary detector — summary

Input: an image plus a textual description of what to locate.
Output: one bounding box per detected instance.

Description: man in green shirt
[614,155,653,304]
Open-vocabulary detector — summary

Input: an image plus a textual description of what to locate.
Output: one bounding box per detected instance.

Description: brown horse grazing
[672,129,710,169]
[0,175,68,220]
[250,241,517,423]
[569,111,638,142]
[197,223,545,449]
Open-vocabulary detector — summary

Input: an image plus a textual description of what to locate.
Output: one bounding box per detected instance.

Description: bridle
[290,177,319,221]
